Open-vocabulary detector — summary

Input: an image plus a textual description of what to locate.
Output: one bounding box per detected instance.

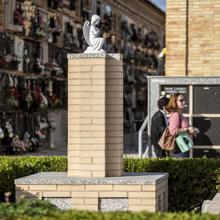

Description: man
[150,96,169,158]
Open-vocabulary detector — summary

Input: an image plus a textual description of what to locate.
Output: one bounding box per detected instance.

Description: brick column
[106,58,123,177]
[67,54,123,178]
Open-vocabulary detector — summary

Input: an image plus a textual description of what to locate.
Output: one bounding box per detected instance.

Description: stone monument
[15,15,168,212]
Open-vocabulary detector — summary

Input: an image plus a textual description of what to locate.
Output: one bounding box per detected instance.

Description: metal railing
[138,115,148,158]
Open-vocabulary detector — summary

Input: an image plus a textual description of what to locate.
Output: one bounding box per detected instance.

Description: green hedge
[0,200,220,220]
[124,157,220,211]
[0,156,220,212]
[0,156,67,202]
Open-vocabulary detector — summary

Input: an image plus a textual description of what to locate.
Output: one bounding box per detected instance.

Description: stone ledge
[67,53,122,60]
[202,193,220,214]
[15,172,168,185]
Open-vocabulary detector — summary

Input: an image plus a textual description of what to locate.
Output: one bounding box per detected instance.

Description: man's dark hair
[157,96,169,110]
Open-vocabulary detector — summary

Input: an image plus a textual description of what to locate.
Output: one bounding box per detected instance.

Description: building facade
[165,0,220,157]
[0,0,165,154]
[166,0,220,76]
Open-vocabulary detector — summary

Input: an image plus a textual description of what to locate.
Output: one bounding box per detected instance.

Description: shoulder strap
[178,112,182,128]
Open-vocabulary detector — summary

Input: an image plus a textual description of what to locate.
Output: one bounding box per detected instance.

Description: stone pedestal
[15,172,168,212]
[68,54,123,178]
[15,53,169,212]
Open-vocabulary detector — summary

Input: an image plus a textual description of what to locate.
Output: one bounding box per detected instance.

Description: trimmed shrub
[0,200,58,219]
[0,156,220,212]
[0,200,220,220]
[124,157,220,211]
[0,156,67,202]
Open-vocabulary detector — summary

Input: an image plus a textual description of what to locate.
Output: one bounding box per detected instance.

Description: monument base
[202,193,220,214]
[15,172,168,212]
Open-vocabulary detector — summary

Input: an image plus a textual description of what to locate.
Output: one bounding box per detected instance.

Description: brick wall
[16,180,168,211]
[166,0,220,76]
[166,0,187,76]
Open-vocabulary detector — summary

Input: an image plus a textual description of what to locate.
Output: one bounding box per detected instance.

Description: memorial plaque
[160,85,189,113]
[193,117,220,146]
[193,86,220,114]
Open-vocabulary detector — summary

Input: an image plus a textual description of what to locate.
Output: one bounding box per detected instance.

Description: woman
[166,93,198,158]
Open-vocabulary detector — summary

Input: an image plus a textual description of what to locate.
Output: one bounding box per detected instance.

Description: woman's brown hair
[166,93,180,113]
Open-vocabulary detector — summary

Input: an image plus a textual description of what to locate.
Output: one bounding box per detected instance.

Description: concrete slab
[203,193,220,214]
[15,172,168,185]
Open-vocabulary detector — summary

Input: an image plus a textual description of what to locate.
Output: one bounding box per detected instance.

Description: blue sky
[150,0,166,12]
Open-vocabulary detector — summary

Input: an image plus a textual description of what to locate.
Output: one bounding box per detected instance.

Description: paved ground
[27,147,138,158]
[27,147,67,156]
[26,132,140,157]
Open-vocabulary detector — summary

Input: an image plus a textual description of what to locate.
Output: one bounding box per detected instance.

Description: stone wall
[0,0,3,29]
[166,0,220,76]
[103,0,165,34]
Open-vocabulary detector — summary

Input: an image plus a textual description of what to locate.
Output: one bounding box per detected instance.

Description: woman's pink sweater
[168,112,190,136]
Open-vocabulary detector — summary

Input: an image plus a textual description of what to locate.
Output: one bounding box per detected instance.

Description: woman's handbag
[158,127,176,151]
[175,132,193,153]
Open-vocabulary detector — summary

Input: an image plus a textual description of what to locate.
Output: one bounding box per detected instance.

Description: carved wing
[83,20,92,47]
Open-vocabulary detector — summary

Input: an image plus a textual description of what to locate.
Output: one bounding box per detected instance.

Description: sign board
[160,85,189,113]
[193,86,220,114]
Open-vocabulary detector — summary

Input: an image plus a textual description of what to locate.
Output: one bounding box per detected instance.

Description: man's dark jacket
[151,111,167,157]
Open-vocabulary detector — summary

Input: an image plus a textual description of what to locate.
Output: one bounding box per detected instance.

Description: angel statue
[83,15,106,53]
